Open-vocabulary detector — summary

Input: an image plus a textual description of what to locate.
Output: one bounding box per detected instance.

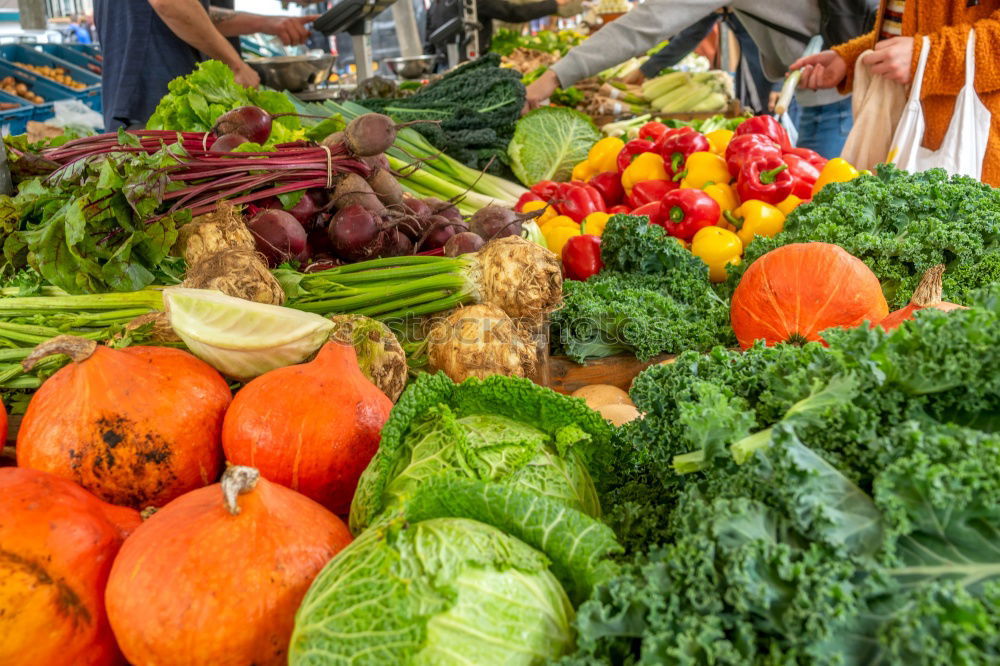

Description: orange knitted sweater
[831,0,1000,185]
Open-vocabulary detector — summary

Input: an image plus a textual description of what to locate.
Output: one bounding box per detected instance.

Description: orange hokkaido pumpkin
[105,466,352,666]
[223,342,392,513]
[879,264,967,331]
[17,336,232,509]
[0,467,141,666]
[731,242,889,349]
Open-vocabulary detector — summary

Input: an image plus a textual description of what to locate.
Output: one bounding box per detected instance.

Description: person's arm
[916,11,1000,99]
[830,28,877,92]
[147,0,258,85]
[638,13,719,79]
[208,6,318,46]
[478,0,560,25]
[550,0,722,88]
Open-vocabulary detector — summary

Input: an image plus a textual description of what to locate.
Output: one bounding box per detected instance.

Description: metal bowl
[382,55,437,80]
[246,53,335,92]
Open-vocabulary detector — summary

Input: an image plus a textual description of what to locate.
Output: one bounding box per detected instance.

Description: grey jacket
[550,0,847,107]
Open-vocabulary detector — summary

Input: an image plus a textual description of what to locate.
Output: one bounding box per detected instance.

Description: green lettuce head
[349,373,613,533]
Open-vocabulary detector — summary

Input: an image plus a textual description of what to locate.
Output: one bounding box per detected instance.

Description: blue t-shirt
[68,24,93,44]
[94,0,208,129]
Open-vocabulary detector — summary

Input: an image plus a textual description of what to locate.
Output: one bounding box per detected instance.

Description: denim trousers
[795,97,854,160]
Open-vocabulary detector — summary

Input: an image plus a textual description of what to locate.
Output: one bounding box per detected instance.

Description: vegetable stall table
[534,352,674,394]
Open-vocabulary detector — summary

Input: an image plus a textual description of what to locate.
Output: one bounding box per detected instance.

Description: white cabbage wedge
[164,287,333,381]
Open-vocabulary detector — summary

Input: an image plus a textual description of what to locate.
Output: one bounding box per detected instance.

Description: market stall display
[1,15,999,662]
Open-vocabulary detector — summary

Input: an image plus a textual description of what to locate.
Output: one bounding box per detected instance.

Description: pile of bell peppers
[517,115,865,283]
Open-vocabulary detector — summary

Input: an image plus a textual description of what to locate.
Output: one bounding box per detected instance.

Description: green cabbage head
[289,517,575,666]
[350,373,612,533]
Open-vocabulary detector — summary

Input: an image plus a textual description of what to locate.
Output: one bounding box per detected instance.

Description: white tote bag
[888,30,990,179]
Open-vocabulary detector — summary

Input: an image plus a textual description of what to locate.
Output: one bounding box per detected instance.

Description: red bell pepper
[555,182,606,222]
[783,146,828,170]
[725,133,781,179]
[588,171,625,207]
[530,181,559,200]
[631,201,666,227]
[736,154,794,205]
[655,127,710,174]
[617,139,656,173]
[515,191,544,211]
[659,189,721,241]
[607,204,631,215]
[735,115,792,150]
[562,234,603,281]
[782,154,820,200]
[628,179,677,209]
[638,121,669,142]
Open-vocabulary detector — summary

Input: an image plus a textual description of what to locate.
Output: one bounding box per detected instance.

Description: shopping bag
[839,49,908,170]
[888,31,990,179]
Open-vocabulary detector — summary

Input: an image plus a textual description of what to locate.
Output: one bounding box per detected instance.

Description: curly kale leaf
[732,165,1000,307]
[600,214,709,276]
[565,296,1000,664]
[550,271,734,363]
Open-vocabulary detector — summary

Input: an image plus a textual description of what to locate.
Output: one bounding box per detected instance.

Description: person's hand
[864,36,915,85]
[789,49,848,90]
[768,90,780,112]
[261,14,319,46]
[621,69,645,85]
[524,69,561,114]
[233,62,261,88]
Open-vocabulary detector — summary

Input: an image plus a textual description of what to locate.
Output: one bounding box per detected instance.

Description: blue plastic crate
[0,90,33,135]
[0,44,101,109]
[30,101,55,124]
[64,44,101,59]
[37,44,102,76]
[0,61,79,108]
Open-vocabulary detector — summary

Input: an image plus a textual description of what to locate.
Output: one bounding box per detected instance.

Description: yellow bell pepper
[540,214,578,233]
[621,152,668,194]
[521,199,557,225]
[812,157,860,196]
[776,194,804,217]
[726,201,786,248]
[705,129,734,155]
[543,222,582,258]
[675,151,730,189]
[581,211,610,237]
[691,226,743,282]
[572,159,599,182]
[587,137,625,173]
[703,182,739,228]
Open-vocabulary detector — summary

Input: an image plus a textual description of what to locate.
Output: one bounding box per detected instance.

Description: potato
[597,403,641,427]
[571,384,634,410]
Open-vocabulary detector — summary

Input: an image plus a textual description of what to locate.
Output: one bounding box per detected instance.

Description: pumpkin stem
[911,264,945,307]
[221,466,260,515]
[786,333,810,346]
[140,506,159,521]
[22,335,98,371]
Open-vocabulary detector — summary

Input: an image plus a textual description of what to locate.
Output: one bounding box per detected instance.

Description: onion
[571,385,634,410]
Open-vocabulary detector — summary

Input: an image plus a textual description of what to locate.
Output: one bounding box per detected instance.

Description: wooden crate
[533,353,674,394]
